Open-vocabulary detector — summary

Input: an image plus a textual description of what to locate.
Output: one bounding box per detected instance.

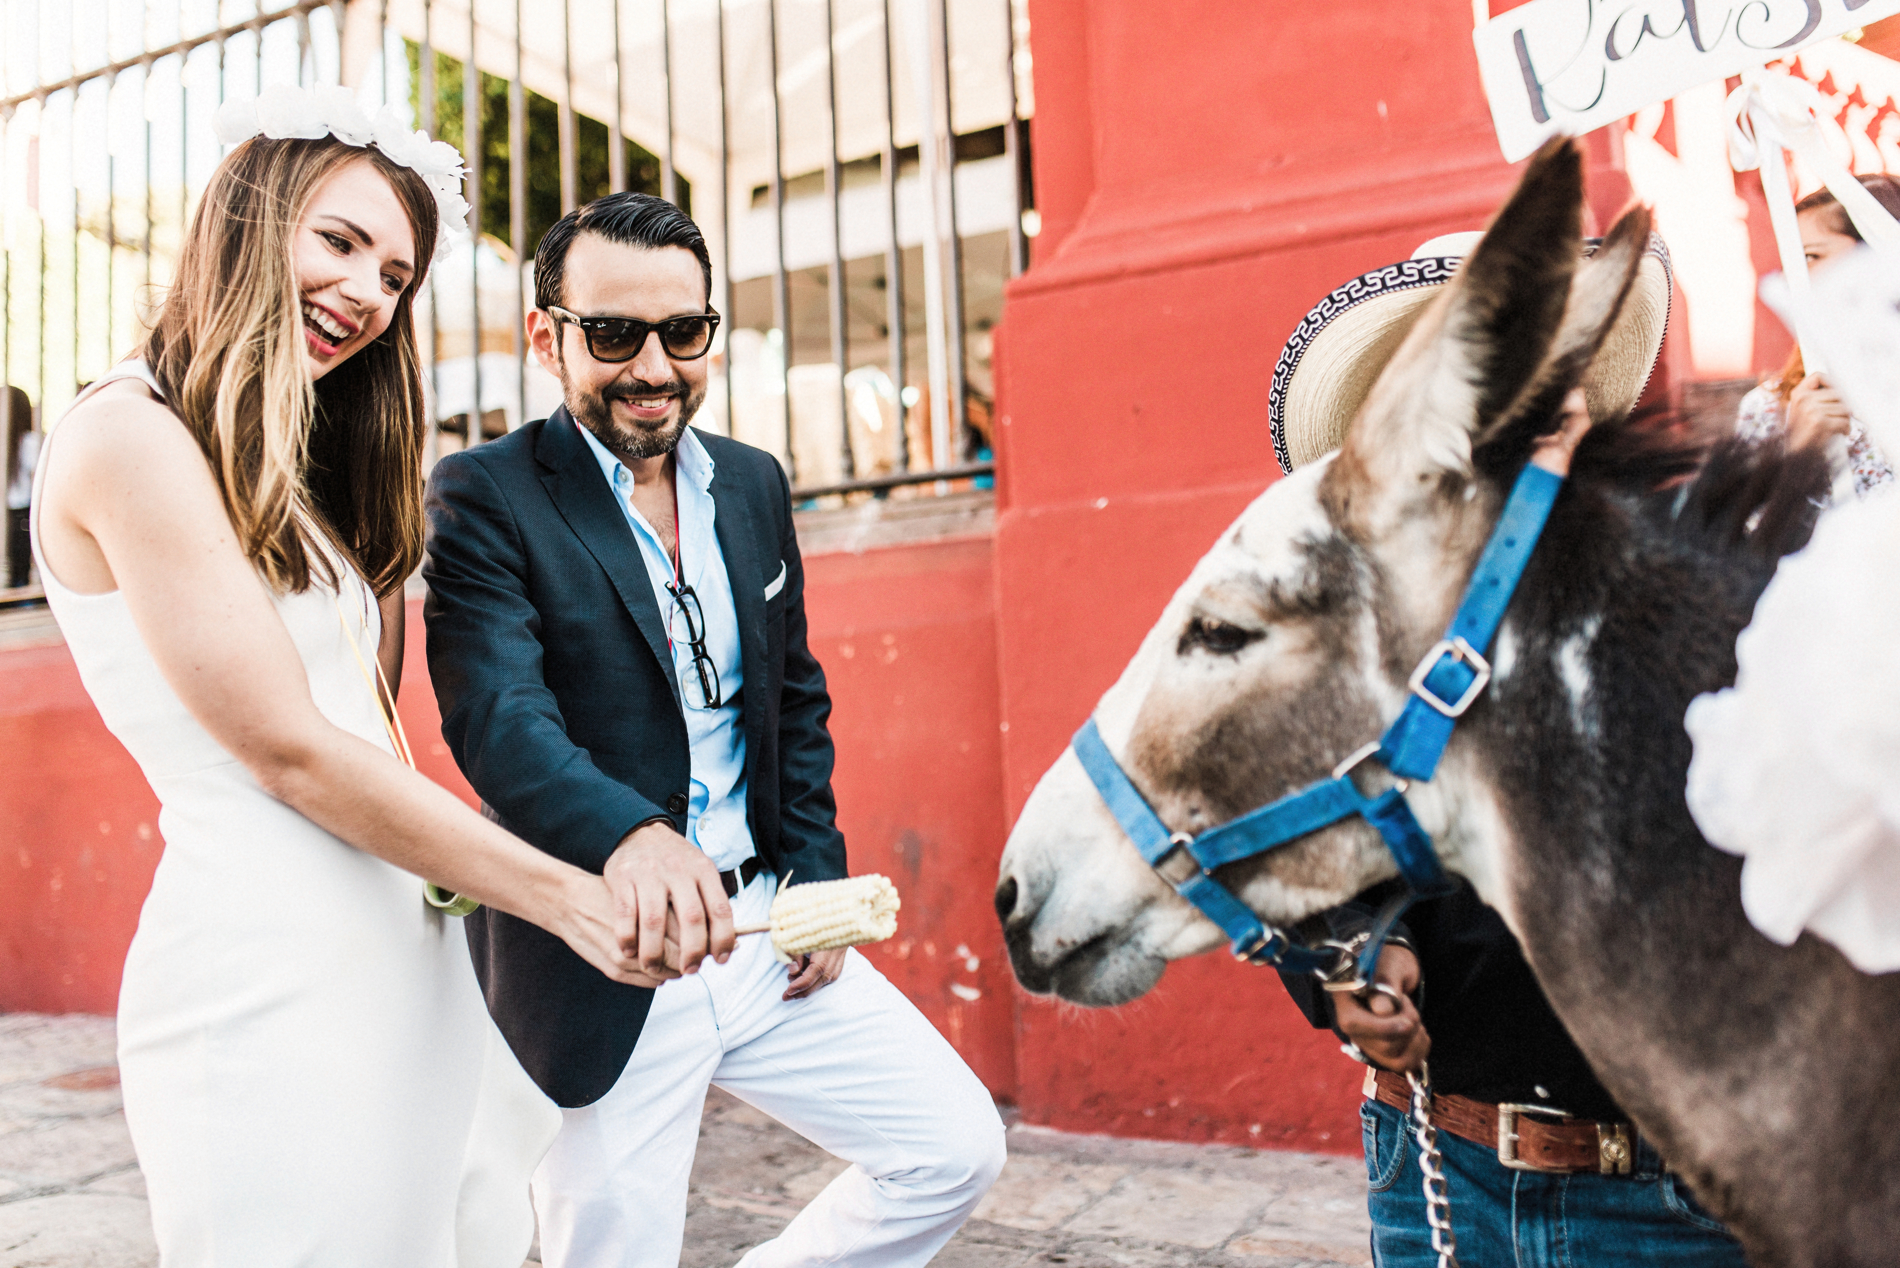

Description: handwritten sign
[1475,0,1900,161]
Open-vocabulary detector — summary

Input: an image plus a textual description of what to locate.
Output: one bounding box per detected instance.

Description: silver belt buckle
[1496,1101,1574,1172]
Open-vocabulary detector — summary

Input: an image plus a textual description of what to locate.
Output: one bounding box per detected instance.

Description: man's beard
[559,350,706,464]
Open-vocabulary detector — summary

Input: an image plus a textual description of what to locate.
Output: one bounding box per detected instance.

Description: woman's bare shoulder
[52,382,208,486]
[45,381,230,549]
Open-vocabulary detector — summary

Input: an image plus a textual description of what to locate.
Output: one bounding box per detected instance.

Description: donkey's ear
[1482,202,1655,454]
[1341,139,1583,492]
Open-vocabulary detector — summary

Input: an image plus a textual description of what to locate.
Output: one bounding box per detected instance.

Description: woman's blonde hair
[143,135,439,598]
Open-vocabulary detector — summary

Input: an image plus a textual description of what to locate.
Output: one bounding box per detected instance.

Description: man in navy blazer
[422,193,1001,1268]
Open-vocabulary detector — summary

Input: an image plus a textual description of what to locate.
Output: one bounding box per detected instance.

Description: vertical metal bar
[105,77,116,366]
[1001,0,1024,277]
[102,0,113,371]
[419,1,435,134]
[217,11,231,323]
[71,92,80,400]
[511,0,525,429]
[880,0,905,471]
[180,48,189,262]
[144,108,154,307]
[422,0,439,460]
[608,0,628,195]
[39,116,47,419]
[142,10,156,321]
[660,0,675,205]
[607,0,624,193]
[33,0,46,414]
[934,0,965,467]
[330,0,348,84]
[823,0,849,478]
[558,0,575,214]
[714,0,731,430]
[2,106,11,416]
[466,0,482,442]
[766,0,790,480]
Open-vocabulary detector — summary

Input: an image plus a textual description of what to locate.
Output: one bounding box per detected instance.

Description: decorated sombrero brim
[1268,231,1673,473]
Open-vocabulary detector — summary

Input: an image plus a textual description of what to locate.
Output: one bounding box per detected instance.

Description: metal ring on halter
[1154,832,1204,887]
[1331,740,1409,793]
[1232,933,1271,963]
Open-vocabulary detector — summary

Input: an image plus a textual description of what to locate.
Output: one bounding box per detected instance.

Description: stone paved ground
[0,1013,1370,1268]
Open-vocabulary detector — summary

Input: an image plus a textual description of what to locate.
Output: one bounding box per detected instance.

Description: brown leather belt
[1367,1068,1635,1175]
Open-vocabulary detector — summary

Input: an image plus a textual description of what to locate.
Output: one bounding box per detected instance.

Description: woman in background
[1734,174,1900,498]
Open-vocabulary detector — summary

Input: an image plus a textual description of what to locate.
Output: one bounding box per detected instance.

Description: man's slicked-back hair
[533,192,713,313]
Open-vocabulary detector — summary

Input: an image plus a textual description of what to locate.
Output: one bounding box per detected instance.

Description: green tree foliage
[407,43,690,261]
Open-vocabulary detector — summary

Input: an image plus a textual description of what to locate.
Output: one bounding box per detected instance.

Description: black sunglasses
[546,305,721,363]
[664,581,723,710]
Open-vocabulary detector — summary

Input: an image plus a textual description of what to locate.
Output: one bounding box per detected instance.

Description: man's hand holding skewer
[603,820,737,978]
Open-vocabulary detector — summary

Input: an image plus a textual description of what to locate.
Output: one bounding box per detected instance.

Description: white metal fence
[0,0,1033,527]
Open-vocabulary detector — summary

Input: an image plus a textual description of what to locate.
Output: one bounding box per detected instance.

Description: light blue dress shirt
[578,423,755,871]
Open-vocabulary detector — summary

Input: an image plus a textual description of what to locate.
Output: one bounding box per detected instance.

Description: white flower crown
[212,83,470,264]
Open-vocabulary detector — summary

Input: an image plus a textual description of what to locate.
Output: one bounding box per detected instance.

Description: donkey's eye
[1179,617,1261,656]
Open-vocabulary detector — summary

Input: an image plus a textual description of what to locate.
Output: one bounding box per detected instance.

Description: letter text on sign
[1474,0,1900,161]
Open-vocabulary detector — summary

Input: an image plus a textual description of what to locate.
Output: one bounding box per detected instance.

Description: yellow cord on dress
[335,589,480,918]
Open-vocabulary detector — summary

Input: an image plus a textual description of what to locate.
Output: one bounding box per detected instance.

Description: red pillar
[990,0,1634,1150]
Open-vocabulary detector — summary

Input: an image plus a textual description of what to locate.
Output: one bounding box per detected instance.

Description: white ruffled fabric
[1685,487,1900,973]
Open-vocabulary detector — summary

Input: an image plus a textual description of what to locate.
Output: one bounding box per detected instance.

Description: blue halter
[1070,464,1565,986]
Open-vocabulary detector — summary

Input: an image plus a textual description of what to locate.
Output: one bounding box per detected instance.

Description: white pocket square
[763,560,787,601]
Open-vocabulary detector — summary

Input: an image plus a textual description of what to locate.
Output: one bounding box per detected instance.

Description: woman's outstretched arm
[37,389,658,987]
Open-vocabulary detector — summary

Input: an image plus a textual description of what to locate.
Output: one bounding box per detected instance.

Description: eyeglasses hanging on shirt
[664,580,723,710]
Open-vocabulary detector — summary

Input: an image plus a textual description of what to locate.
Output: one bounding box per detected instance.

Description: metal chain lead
[1406,1062,1458,1268]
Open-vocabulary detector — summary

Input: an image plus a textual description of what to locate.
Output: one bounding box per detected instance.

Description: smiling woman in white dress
[30,94,661,1265]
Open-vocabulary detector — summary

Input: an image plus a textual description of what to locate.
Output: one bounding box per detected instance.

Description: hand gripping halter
[1070,464,1565,987]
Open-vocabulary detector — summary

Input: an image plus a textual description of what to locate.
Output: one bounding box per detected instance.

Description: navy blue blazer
[422,407,848,1108]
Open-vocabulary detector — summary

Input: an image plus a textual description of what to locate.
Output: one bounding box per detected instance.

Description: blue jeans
[1362,1098,1749,1268]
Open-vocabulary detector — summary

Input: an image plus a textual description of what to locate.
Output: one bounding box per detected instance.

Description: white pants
[531,874,1006,1268]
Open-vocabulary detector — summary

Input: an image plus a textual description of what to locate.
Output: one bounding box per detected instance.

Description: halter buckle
[1408,636,1492,718]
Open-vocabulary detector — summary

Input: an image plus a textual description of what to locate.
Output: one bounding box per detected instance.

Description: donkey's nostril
[994,875,1020,923]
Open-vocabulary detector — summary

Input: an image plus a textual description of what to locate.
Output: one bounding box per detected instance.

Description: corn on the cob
[737,875,901,959]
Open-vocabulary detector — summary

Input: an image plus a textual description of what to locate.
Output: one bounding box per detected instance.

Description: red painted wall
[802,536,1017,1098]
[0,640,161,1013]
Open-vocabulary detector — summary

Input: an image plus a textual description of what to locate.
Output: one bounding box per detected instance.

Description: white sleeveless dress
[32,362,561,1265]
